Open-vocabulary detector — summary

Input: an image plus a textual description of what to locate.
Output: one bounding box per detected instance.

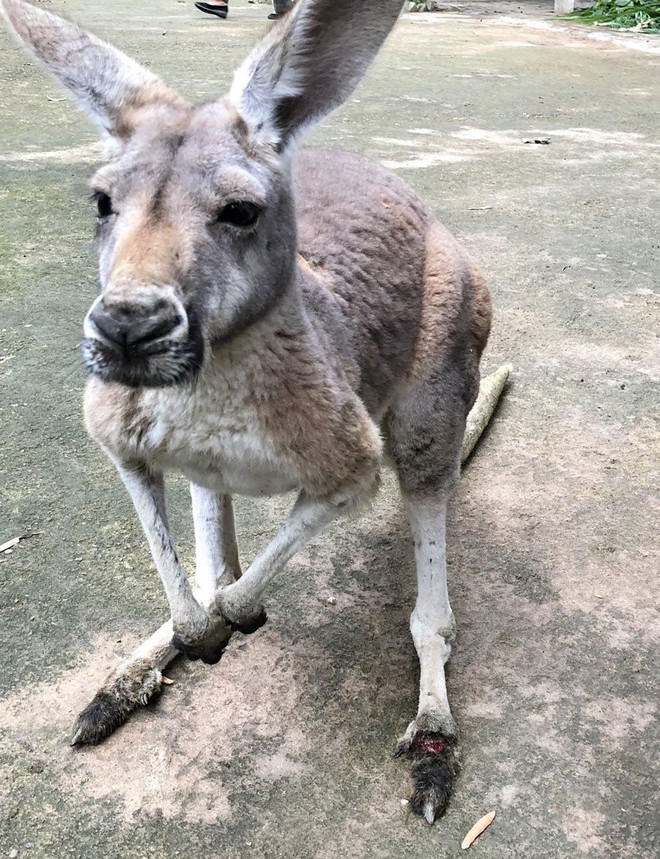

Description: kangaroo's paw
[71,659,163,746]
[213,588,268,636]
[227,606,268,635]
[171,614,233,665]
[396,728,460,824]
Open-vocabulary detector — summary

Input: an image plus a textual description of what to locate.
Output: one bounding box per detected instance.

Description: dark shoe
[267,11,281,19]
[195,2,228,18]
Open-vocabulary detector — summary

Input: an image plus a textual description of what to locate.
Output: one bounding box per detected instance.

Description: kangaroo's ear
[0,0,184,141]
[229,0,403,151]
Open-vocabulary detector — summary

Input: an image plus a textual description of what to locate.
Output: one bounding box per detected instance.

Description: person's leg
[269,0,294,20]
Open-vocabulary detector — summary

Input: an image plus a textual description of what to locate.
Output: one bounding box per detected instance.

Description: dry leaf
[0,537,20,554]
[461,810,496,849]
[161,676,175,686]
[0,532,40,554]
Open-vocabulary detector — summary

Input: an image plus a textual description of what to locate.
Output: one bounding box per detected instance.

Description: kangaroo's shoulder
[293,146,432,315]
[294,146,431,222]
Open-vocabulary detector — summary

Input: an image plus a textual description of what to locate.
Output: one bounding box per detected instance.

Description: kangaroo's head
[1,0,402,387]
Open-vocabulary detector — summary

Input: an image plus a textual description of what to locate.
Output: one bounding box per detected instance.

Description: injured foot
[396,727,460,824]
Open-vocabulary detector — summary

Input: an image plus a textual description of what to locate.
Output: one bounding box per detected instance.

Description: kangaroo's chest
[85,377,300,497]
[84,328,379,501]
[155,408,297,496]
[152,392,302,496]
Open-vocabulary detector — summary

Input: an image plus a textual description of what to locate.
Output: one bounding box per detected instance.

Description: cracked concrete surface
[0,2,658,857]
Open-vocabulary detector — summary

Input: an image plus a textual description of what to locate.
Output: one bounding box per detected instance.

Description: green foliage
[566,0,660,33]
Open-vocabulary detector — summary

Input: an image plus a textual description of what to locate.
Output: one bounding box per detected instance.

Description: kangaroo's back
[294,147,490,416]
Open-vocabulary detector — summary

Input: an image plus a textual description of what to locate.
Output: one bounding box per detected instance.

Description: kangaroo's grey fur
[2,0,493,824]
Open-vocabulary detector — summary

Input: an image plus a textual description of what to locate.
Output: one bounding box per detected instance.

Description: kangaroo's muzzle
[81,285,204,387]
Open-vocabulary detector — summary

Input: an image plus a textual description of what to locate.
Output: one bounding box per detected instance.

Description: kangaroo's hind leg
[388,336,483,823]
[388,220,490,822]
[388,389,464,823]
[395,483,460,824]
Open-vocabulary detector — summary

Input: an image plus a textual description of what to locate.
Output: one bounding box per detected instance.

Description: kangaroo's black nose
[88,300,181,351]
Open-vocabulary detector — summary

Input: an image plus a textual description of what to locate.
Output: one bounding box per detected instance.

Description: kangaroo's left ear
[1,0,185,141]
[229,0,403,152]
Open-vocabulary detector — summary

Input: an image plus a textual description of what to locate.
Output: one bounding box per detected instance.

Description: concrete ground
[0,2,658,857]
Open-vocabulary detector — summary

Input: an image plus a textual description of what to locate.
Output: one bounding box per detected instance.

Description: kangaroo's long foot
[395,718,460,824]
[71,622,178,745]
[71,658,166,745]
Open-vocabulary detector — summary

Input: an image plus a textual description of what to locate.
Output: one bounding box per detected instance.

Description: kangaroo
[2,0,496,823]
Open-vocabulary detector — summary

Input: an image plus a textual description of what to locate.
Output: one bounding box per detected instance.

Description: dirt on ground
[0,2,658,858]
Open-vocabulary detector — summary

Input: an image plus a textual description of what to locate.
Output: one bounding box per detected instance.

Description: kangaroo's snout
[82,285,203,388]
[87,293,184,353]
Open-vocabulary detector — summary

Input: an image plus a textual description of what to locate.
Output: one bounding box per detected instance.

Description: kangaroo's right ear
[229,0,404,152]
[0,0,184,141]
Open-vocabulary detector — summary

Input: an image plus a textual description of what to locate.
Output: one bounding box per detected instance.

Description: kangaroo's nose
[88,298,182,351]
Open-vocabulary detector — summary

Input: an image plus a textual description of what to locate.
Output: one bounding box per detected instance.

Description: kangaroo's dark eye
[217,201,260,228]
[93,191,114,219]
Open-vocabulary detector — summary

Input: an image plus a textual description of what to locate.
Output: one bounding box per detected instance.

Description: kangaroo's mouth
[80,332,204,387]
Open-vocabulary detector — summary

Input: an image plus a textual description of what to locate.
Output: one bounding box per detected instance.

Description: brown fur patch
[115,83,189,141]
[83,379,139,451]
[297,253,331,285]
[412,222,492,374]
[111,220,190,288]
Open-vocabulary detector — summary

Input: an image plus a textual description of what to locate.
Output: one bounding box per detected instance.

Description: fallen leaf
[0,532,40,554]
[461,810,496,849]
[0,537,20,553]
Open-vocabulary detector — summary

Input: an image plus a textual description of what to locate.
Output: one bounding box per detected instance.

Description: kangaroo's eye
[217,201,260,228]
[93,191,114,219]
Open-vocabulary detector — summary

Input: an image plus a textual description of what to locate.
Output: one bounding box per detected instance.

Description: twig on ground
[0,537,20,553]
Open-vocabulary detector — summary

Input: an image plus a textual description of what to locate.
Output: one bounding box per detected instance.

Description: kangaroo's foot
[71,621,178,745]
[213,585,268,636]
[71,658,165,746]
[395,718,460,824]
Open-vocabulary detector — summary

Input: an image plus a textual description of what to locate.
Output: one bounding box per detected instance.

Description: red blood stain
[414,735,446,756]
